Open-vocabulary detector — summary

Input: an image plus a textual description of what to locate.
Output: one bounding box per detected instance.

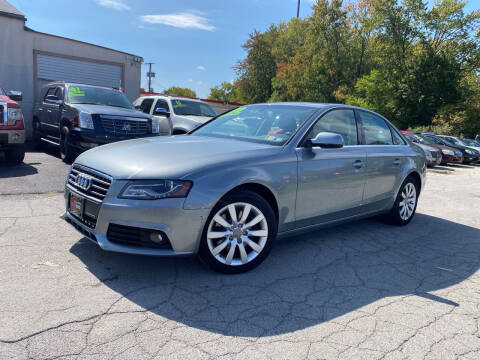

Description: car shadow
[70,213,480,337]
[0,161,39,178]
[445,163,475,169]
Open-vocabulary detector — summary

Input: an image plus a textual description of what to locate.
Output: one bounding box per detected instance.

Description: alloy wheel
[206,202,268,266]
[399,183,416,221]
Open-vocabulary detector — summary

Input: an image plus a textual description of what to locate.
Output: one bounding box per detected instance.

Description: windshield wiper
[180,113,207,116]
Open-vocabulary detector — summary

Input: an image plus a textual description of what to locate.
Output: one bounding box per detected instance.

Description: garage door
[36,54,122,90]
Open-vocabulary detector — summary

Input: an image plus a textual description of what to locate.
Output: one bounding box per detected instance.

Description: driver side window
[306,109,358,146]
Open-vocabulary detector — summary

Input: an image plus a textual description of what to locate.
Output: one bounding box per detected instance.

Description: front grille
[107,224,172,249]
[66,216,97,242]
[100,115,149,136]
[67,165,112,202]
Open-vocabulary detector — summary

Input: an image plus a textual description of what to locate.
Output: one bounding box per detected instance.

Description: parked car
[0,86,25,164]
[134,95,217,135]
[404,132,462,164]
[461,138,480,152]
[401,131,441,167]
[62,103,426,273]
[421,133,479,163]
[437,135,480,163]
[33,82,168,163]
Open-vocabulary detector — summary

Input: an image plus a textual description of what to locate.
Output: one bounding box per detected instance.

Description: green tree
[208,82,236,102]
[165,86,197,98]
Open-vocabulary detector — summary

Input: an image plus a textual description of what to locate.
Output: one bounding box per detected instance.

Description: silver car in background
[62,103,426,273]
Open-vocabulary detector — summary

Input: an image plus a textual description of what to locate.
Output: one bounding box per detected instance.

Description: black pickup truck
[33,82,171,163]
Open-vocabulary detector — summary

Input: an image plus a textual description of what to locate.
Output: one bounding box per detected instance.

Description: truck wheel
[60,127,76,164]
[5,144,25,164]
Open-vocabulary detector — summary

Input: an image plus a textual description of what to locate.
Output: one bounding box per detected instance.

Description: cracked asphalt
[1,151,480,359]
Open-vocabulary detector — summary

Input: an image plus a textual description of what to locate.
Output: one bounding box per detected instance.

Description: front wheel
[60,126,76,164]
[387,177,419,226]
[198,191,277,274]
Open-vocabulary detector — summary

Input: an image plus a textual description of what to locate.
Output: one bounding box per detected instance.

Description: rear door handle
[353,160,363,169]
[393,158,400,165]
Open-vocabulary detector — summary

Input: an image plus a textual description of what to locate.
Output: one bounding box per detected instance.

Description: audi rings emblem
[75,173,93,191]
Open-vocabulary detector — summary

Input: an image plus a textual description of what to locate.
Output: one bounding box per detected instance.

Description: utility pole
[146,62,155,93]
[297,0,300,18]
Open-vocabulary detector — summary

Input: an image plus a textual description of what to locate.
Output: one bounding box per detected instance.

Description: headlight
[465,149,474,155]
[441,149,454,155]
[423,149,432,157]
[77,111,94,129]
[119,180,192,200]
[455,151,462,156]
[7,108,23,125]
[151,117,159,134]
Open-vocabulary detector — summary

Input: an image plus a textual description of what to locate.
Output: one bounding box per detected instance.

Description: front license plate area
[69,194,84,219]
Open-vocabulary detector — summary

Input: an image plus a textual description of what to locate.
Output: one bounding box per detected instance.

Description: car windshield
[425,135,446,145]
[463,139,480,147]
[440,137,460,146]
[172,99,217,117]
[67,86,134,109]
[413,134,434,145]
[192,104,317,146]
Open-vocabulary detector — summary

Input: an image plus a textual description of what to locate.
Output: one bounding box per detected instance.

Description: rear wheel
[199,191,277,274]
[387,177,419,226]
[5,144,25,164]
[60,126,76,164]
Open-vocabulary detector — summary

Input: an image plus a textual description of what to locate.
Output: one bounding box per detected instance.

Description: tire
[60,126,76,164]
[5,144,25,164]
[386,176,419,226]
[198,190,277,274]
[32,119,45,150]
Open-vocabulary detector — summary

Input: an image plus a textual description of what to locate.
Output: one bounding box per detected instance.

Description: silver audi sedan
[62,103,426,273]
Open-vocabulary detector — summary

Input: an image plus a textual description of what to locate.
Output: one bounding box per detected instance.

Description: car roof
[45,82,116,91]
[142,95,206,103]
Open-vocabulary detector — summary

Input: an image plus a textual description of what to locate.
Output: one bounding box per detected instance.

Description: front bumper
[0,129,25,148]
[62,183,209,256]
[69,127,158,153]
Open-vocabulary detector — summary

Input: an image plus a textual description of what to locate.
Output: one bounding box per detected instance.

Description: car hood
[414,143,437,152]
[74,135,281,179]
[72,104,151,119]
[176,114,213,124]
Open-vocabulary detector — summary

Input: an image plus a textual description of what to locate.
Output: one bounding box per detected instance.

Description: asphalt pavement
[0,151,479,359]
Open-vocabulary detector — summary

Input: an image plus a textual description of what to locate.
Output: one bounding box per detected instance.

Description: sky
[7,0,316,98]
[7,0,478,99]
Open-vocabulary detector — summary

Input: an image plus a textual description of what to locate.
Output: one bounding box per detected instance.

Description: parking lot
[0,151,480,359]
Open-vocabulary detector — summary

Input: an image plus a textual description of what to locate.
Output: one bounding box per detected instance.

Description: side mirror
[134,105,142,110]
[305,132,344,149]
[8,90,22,102]
[44,95,63,105]
[154,107,170,117]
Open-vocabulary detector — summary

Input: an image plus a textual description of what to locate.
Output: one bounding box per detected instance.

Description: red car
[0,87,25,164]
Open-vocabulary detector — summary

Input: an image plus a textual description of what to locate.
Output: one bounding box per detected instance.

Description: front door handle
[393,158,400,165]
[353,159,363,169]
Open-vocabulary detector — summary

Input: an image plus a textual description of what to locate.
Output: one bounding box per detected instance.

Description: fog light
[150,232,165,244]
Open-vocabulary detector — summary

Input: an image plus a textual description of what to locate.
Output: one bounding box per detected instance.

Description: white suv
[134,96,218,135]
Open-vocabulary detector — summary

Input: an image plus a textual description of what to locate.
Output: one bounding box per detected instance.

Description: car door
[42,86,62,138]
[153,98,173,135]
[295,109,367,227]
[358,110,406,207]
